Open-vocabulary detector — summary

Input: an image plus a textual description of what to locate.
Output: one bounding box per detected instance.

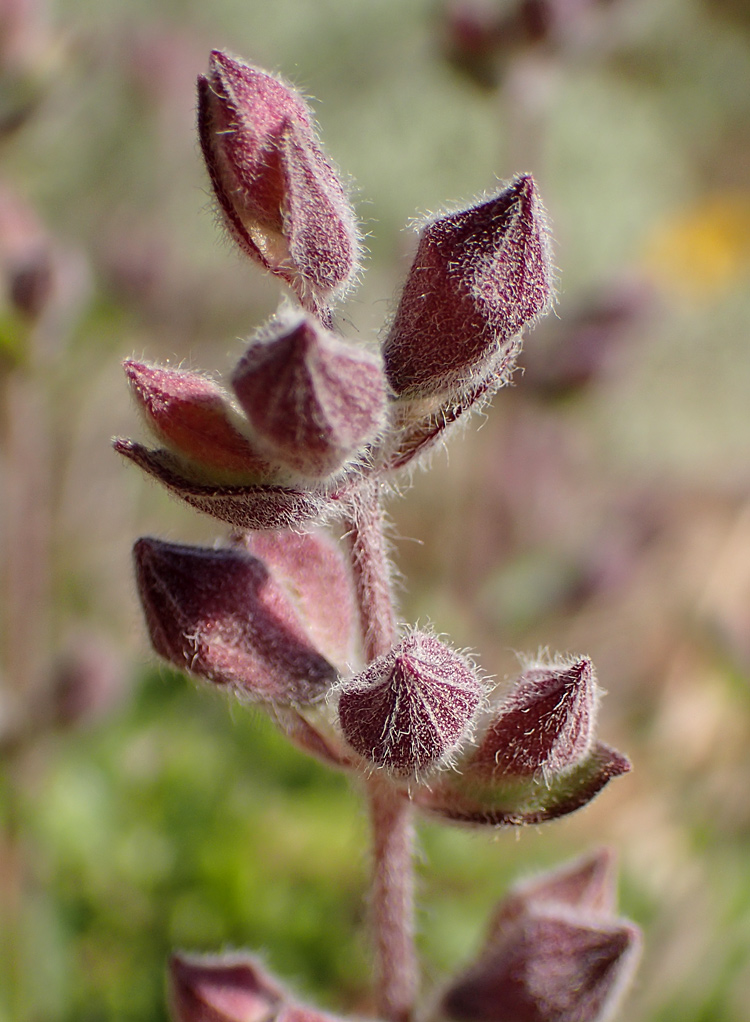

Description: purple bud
[169,952,349,1022]
[231,313,387,478]
[441,906,641,1022]
[169,951,285,1022]
[133,537,337,705]
[338,631,485,778]
[197,51,360,313]
[383,175,553,400]
[124,360,270,480]
[470,657,598,780]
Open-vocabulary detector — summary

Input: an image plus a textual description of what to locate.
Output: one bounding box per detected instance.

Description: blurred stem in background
[0,8,114,1016]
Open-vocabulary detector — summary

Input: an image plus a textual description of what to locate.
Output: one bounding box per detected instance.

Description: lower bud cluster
[133,531,628,822]
[168,850,640,1022]
[440,850,642,1022]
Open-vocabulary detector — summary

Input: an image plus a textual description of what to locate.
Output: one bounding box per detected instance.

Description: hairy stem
[2,371,51,699]
[368,779,418,1022]
[345,478,397,663]
[345,480,418,1022]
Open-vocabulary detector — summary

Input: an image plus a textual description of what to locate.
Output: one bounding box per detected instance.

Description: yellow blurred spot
[642,192,750,300]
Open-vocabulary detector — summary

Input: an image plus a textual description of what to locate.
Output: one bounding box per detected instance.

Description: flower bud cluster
[119,47,639,1022]
[116,52,555,531]
[440,849,641,1022]
[133,527,628,815]
[124,47,628,817]
[122,307,387,496]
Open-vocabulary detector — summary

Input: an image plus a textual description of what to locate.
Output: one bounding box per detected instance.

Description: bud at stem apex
[198,51,361,315]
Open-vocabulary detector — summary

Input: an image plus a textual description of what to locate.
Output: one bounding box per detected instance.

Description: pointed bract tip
[470,655,599,780]
[502,848,619,921]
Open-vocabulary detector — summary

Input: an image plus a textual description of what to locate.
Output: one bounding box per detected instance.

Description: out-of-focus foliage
[1,0,750,1020]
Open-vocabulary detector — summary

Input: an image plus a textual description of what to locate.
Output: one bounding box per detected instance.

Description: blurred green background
[2,0,750,1019]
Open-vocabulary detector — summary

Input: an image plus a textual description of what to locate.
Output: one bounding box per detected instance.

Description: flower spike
[119,44,640,1022]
